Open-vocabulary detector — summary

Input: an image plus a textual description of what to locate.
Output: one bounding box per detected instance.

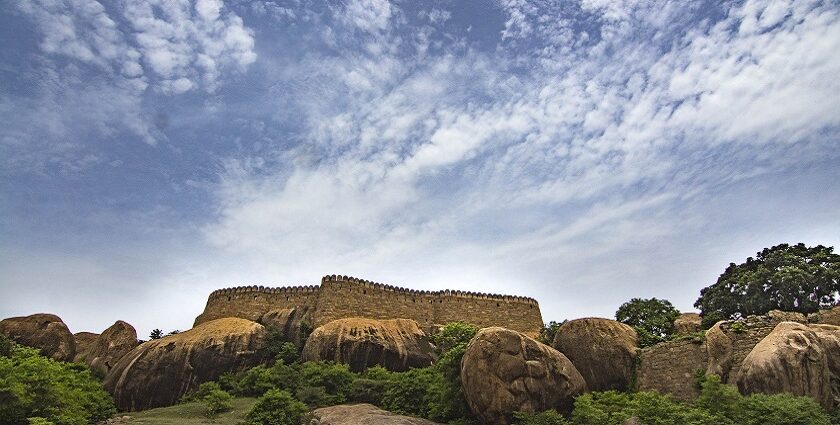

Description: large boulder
[312,404,442,425]
[259,307,312,347]
[76,320,139,375]
[461,327,586,425]
[302,318,435,372]
[73,332,99,361]
[673,313,702,334]
[103,317,266,411]
[735,322,840,409]
[552,318,638,391]
[0,313,76,361]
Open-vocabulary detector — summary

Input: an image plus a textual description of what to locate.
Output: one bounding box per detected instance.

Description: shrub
[381,367,440,417]
[0,344,116,425]
[348,378,390,404]
[0,334,13,357]
[261,326,301,364]
[182,381,222,402]
[571,391,724,425]
[234,365,276,397]
[246,389,308,425]
[513,410,570,425]
[26,419,54,425]
[297,361,355,405]
[430,322,479,353]
[537,321,565,345]
[733,393,830,425]
[204,389,233,417]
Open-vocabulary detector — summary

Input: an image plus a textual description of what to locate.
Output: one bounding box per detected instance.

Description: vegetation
[429,322,478,352]
[615,298,681,347]
[537,321,565,345]
[148,329,163,340]
[695,243,840,322]
[203,389,234,417]
[124,397,257,424]
[0,337,116,425]
[245,389,308,425]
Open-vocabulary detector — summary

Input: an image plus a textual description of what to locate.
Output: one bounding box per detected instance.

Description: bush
[0,334,13,357]
[246,389,308,425]
[537,321,565,345]
[0,344,116,425]
[513,410,570,425]
[182,381,222,402]
[348,378,390,405]
[204,389,233,417]
[430,322,479,353]
[261,326,301,364]
[734,393,830,425]
[297,361,355,405]
[26,419,54,425]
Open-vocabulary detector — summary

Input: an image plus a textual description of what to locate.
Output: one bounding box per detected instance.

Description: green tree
[149,329,163,340]
[0,344,115,425]
[429,322,479,353]
[537,321,565,345]
[695,243,840,321]
[203,389,233,417]
[615,298,680,347]
[245,389,308,425]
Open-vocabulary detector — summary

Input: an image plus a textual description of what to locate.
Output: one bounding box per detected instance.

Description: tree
[149,329,163,340]
[537,321,566,345]
[615,298,680,347]
[695,243,840,321]
[429,322,479,353]
[246,389,308,425]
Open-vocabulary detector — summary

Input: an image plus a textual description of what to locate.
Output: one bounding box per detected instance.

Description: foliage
[204,389,234,417]
[513,410,570,425]
[182,381,222,402]
[348,378,390,405]
[0,344,116,425]
[429,322,479,353]
[260,326,301,364]
[149,329,163,340]
[615,298,681,347]
[381,367,441,418]
[296,361,355,406]
[0,334,13,357]
[537,321,565,345]
[166,330,181,336]
[695,243,840,320]
[245,389,308,425]
[26,419,54,425]
[571,391,723,425]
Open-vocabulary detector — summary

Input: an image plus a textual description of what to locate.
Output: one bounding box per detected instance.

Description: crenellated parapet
[196,274,544,336]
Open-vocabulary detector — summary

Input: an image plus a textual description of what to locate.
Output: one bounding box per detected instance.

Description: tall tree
[615,298,680,347]
[695,243,840,322]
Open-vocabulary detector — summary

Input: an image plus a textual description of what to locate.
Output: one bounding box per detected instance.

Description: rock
[705,321,734,380]
[302,318,435,372]
[767,310,807,323]
[259,307,313,347]
[809,306,840,326]
[73,332,99,361]
[312,404,442,425]
[76,321,139,375]
[673,313,702,334]
[735,322,840,409]
[103,317,266,411]
[0,313,76,361]
[461,327,586,425]
[552,318,638,391]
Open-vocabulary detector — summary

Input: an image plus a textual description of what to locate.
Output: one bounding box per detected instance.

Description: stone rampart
[195,275,543,336]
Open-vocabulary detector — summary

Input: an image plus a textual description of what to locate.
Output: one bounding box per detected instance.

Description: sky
[1,0,839,339]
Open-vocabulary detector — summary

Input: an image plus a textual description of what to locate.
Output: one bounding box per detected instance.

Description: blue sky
[1,0,839,338]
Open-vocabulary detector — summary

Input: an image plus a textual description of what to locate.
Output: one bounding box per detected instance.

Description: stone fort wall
[195,275,544,336]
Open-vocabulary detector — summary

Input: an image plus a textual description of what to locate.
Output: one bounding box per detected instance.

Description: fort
[195,274,544,336]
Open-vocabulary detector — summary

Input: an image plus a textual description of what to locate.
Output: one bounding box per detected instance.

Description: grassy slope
[119,397,257,425]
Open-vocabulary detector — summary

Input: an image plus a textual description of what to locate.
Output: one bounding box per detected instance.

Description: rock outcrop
[673,313,702,334]
[103,317,266,411]
[809,306,840,326]
[73,332,99,361]
[312,404,442,425]
[259,307,312,347]
[552,318,638,391]
[461,327,586,425]
[0,313,76,361]
[735,321,840,409]
[76,320,139,375]
[302,318,435,372]
[705,321,734,380]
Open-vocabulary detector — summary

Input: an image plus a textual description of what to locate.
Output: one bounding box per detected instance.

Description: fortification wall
[195,275,543,336]
[194,285,320,326]
[637,338,708,401]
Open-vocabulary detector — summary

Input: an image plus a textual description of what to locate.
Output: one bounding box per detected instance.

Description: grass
[117,397,257,424]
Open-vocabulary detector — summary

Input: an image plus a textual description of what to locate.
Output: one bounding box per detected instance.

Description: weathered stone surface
[735,322,840,409]
[809,306,840,326]
[461,327,586,425]
[637,338,708,401]
[705,321,733,381]
[552,318,638,391]
[0,313,76,361]
[76,321,139,375]
[312,404,442,425]
[302,318,435,372]
[73,332,99,361]
[259,307,312,347]
[103,317,266,411]
[673,313,702,334]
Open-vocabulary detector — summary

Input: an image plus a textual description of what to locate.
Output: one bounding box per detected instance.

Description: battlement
[196,274,544,336]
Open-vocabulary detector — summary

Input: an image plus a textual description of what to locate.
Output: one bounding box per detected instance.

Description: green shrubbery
[245,389,308,425]
[0,337,116,425]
